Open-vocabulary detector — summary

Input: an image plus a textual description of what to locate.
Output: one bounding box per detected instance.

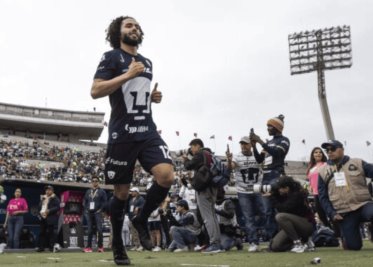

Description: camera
[248,184,272,194]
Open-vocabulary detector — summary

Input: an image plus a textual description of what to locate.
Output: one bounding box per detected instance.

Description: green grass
[1,242,373,267]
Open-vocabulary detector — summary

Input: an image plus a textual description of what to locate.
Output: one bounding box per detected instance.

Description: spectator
[270,176,315,253]
[128,187,145,251]
[4,188,28,249]
[318,140,373,250]
[83,177,107,253]
[148,205,162,252]
[306,147,329,227]
[36,185,61,253]
[250,115,290,239]
[229,136,265,252]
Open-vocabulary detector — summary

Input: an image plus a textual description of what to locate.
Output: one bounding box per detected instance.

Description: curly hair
[105,16,144,49]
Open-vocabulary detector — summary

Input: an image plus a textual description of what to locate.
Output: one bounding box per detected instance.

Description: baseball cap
[44,185,54,191]
[321,140,344,150]
[239,136,251,144]
[130,187,140,193]
[176,199,189,209]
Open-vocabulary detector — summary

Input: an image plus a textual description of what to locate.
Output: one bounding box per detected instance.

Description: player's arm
[91,58,144,99]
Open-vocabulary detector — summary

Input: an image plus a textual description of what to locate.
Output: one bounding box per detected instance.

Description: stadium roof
[0,102,105,141]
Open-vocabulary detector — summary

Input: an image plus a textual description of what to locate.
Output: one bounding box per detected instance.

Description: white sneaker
[136,246,144,252]
[291,243,305,253]
[174,247,188,252]
[0,243,6,254]
[53,243,61,253]
[152,246,162,252]
[248,243,259,252]
[194,245,203,251]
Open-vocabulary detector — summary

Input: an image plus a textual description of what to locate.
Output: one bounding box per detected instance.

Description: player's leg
[133,138,174,250]
[105,143,137,265]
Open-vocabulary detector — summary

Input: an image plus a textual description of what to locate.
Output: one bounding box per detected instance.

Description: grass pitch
[1,242,373,267]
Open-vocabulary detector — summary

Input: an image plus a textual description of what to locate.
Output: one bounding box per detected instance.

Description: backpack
[312,226,339,247]
[191,150,231,192]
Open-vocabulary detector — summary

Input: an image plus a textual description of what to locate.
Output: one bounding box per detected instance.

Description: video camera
[246,184,272,194]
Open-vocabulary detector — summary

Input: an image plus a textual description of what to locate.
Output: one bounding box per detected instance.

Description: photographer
[167,200,201,252]
[183,139,222,253]
[318,140,373,250]
[228,136,265,252]
[250,114,290,239]
[215,187,243,251]
[269,176,315,253]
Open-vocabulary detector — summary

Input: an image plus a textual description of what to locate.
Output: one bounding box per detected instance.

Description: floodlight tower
[288,26,352,140]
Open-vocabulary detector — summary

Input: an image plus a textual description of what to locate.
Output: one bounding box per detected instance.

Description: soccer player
[91,16,174,265]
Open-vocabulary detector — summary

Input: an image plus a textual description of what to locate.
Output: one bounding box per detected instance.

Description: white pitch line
[16,256,26,258]
[47,257,61,260]
[181,264,230,267]
[98,259,114,263]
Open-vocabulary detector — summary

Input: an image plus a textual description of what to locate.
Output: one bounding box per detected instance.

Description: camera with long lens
[249,184,272,194]
[175,148,192,157]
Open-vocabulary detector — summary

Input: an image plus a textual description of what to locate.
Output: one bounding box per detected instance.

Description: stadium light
[288,25,352,140]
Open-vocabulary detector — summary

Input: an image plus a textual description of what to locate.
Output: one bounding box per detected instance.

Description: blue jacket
[253,135,290,174]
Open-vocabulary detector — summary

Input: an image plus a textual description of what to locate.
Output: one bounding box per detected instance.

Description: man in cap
[167,199,201,252]
[249,114,290,240]
[318,140,373,250]
[36,185,61,252]
[128,187,145,251]
[227,136,265,252]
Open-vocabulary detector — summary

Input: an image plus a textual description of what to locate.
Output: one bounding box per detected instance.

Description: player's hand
[151,83,162,103]
[127,58,145,79]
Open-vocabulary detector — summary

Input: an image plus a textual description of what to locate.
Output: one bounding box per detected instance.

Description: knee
[152,164,174,188]
[113,185,130,200]
[275,213,287,223]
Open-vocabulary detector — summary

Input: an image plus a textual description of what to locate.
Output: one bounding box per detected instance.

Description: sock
[138,182,170,222]
[110,196,126,247]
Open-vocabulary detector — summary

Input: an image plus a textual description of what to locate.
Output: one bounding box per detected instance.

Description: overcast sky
[1,0,373,162]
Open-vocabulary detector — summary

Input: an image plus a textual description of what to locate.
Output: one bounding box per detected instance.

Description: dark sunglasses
[324,147,337,153]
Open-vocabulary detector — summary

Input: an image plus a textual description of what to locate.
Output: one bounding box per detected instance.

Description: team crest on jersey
[112,132,118,139]
[120,54,125,63]
[107,171,116,180]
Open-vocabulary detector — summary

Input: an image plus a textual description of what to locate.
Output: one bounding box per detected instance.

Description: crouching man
[168,200,201,252]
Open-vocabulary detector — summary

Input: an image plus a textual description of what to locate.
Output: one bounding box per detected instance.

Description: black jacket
[39,194,60,225]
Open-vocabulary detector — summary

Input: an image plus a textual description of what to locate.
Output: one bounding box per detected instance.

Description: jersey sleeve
[94,51,117,80]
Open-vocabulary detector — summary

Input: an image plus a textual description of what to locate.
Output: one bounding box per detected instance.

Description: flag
[157,130,162,135]
[367,141,371,146]
[302,139,306,144]
[176,131,180,136]
[193,133,198,138]
[210,135,215,139]
[228,136,232,141]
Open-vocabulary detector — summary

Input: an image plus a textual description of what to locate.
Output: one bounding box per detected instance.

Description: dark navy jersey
[94,49,158,144]
[254,135,290,174]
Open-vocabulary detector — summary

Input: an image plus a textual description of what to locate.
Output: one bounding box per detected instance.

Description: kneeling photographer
[267,176,315,253]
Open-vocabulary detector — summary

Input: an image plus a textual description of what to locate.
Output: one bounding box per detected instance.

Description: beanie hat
[267,114,285,133]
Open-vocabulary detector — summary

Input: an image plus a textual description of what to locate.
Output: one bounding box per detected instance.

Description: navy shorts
[104,137,173,185]
[148,221,162,231]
